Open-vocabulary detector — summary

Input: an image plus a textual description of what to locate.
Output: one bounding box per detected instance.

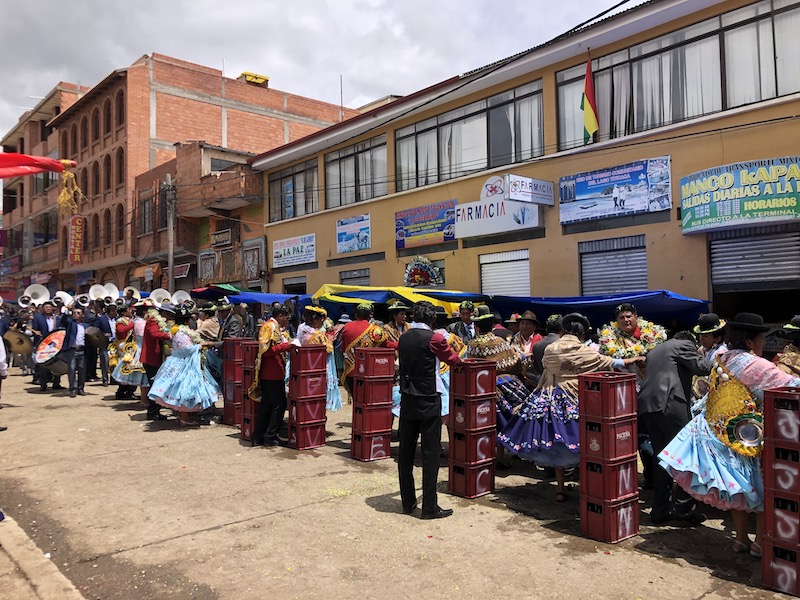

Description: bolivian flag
[581,59,599,144]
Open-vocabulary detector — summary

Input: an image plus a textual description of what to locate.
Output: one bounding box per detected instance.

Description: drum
[34,330,69,376]
[4,329,34,355]
[85,326,108,349]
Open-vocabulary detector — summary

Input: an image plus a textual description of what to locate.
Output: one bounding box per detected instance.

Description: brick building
[3,53,358,296]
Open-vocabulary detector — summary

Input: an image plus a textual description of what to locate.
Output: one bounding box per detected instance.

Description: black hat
[471,305,494,322]
[615,303,637,317]
[693,313,727,335]
[387,300,410,312]
[517,310,539,324]
[562,312,591,333]
[779,315,800,337]
[728,312,770,333]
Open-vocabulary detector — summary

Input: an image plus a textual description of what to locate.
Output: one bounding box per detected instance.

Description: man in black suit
[530,314,563,386]
[83,300,101,381]
[58,306,88,398]
[447,300,475,343]
[96,304,116,386]
[639,331,711,525]
[398,301,462,519]
[31,300,63,391]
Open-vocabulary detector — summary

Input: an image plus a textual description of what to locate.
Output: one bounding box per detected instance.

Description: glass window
[325,135,387,206]
[268,160,319,221]
[594,64,633,142]
[775,7,800,96]
[139,196,153,235]
[725,19,776,107]
[558,79,585,150]
[439,112,487,179]
[489,103,514,168]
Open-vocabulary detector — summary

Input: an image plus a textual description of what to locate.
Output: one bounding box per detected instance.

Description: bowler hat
[561,312,591,333]
[727,312,770,333]
[387,300,410,312]
[159,302,176,315]
[517,310,539,324]
[471,305,494,322]
[779,315,800,336]
[693,313,727,335]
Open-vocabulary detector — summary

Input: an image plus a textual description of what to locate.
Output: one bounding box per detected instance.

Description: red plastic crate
[762,538,800,596]
[242,395,257,420]
[223,337,249,361]
[288,419,327,450]
[223,359,243,383]
[580,455,639,501]
[242,341,259,369]
[450,360,497,398]
[450,427,497,464]
[580,416,638,461]
[351,431,392,461]
[765,387,800,446]
[223,381,243,404]
[354,347,395,378]
[352,376,394,405]
[288,371,327,400]
[451,395,496,432]
[352,403,393,434]
[580,495,640,544]
[242,367,255,393]
[288,398,327,424]
[289,344,328,374]
[240,413,255,441]
[222,400,242,427]
[764,441,800,496]
[448,459,495,499]
[579,372,637,420]
[764,490,800,545]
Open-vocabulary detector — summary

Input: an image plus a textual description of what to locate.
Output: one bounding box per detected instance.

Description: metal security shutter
[340,268,370,286]
[579,235,647,295]
[479,250,530,296]
[710,232,800,291]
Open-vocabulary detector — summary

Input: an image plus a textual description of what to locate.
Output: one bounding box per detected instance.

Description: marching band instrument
[171,290,191,306]
[4,329,34,355]
[122,286,141,301]
[18,284,50,308]
[89,284,109,303]
[54,291,73,307]
[85,326,109,349]
[75,294,91,308]
[115,298,127,309]
[103,282,120,305]
[33,330,68,376]
[149,288,171,308]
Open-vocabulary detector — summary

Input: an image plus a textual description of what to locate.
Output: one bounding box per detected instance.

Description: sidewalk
[0,513,84,600]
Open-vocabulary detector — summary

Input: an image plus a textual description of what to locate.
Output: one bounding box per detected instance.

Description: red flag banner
[0,153,74,178]
[581,59,599,145]
[68,215,84,265]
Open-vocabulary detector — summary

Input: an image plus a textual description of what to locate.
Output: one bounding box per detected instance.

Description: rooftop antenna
[339,74,343,122]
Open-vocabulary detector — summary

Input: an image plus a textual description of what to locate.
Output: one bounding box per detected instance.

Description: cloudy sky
[0,0,640,139]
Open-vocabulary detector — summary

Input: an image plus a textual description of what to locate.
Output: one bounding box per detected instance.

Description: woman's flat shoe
[750,542,762,558]
[732,540,750,553]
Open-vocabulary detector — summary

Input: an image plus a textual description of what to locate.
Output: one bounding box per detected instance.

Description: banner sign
[680,157,800,234]
[273,234,316,268]
[0,256,20,276]
[558,156,672,225]
[455,198,540,238]
[211,229,232,247]
[395,200,456,249]
[506,174,555,205]
[68,215,84,264]
[336,214,371,254]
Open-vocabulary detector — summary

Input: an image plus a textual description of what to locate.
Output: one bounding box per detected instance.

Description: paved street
[0,370,788,599]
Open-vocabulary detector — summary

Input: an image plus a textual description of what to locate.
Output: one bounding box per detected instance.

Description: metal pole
[166,173,175,292]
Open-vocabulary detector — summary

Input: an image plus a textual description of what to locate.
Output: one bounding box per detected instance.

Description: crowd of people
[3,294,799,543]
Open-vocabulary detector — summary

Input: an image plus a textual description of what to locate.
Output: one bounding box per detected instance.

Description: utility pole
[165,174,176,292]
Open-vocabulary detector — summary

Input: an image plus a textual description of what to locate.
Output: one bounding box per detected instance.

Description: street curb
[0,513,85,600]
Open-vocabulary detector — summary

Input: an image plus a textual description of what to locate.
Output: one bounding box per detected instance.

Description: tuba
[103,282,120,305]
[54,291,73,308]
[122,286,141,301]
[149,288,171,308]
[89,284,108,304]
[18,284,50,308]
[171,290,191,306]
[75,293,91,308]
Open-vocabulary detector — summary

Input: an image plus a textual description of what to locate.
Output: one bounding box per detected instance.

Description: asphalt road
[0,370,787,599]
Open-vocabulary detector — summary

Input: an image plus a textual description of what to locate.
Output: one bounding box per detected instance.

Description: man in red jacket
[250,305,293,446]
[141,302,173,421]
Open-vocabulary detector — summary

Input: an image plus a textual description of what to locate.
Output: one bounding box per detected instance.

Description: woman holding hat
[295,305,342,412]
[775,316,800,376]
[660,312,800,556]
[694,313,728,364]
[499,313,644,501]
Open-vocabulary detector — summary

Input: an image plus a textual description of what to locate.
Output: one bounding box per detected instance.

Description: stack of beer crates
[448,359,497,499]
[287,345,328,450]
[762,386,800,597]
[222,337,249,427]
[578,372,640,543]
[351,347,394,461]
[239,340,259,441]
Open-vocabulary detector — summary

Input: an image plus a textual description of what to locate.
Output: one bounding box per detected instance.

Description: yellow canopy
[311,284,481,316]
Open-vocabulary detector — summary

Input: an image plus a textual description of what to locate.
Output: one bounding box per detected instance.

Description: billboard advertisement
[395,200,456,249]
[336,214,371,254]
[272,234,316,268]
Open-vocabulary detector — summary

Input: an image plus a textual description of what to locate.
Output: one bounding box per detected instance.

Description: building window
[556,1,800,150]
[396,82,544,191]
[104,209,112,245]
[33,211,57,247]
[70,125,78,157]
[92,214,100,247]
[91,107,100,142]
[339,268,370,286]
[60,133,68,159]
[91,162,100,197]
[268,159,319,222]
[83,217,90,252]
[138,192,153,235]
[116,204,125,242]
[210,158,240,171]
[61,226,68,256]
[80,116,89,149]
[79,169,88,198]
[103,154,112,191]
[116,148,125,185]
[103,99,112,135]
[116,90,125,127]
[158,188,169,230]
[325,134,387,208]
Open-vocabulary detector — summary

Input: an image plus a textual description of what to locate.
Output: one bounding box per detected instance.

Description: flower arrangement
[146,308,170,333]
[404,256,443,287]
[598,318,667,359]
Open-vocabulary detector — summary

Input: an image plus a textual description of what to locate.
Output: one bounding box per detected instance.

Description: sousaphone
[18,284,50,308]
[53,291,73,308]
[149,288,171,308]
[122,286,141,301]
[103,282,120,305]
[89,284,109,303]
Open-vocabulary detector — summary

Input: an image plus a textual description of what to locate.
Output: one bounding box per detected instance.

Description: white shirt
[46,315,56,332]
[0,336,7,377]
[75,322,86,348]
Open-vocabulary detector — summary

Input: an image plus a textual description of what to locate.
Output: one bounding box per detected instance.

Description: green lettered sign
[680,157,800,234]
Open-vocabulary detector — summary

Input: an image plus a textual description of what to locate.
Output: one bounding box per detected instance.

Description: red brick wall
[156,93,223,146]
[226,110,285,154]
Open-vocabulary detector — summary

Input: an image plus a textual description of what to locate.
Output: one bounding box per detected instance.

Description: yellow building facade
[253,0,800,323]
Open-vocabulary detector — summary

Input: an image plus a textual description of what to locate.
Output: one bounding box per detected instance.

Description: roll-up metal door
[579,235,647,295]
[710,232,800,291]
[479,250,530,296]
[339,268,371,287]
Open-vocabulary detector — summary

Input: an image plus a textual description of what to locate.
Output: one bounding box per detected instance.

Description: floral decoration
[404,256,443,287]
[598,317,667,359]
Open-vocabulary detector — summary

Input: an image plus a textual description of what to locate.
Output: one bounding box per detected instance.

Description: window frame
[324,135,387,208]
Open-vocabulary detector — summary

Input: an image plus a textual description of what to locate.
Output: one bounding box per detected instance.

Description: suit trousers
[254,379,287,443]
[398,395,442,513]
[641,399,697,520]
[143,364,162,418]
[98,347,109,384]
[62,347,86,393]
[85,343,98,379]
